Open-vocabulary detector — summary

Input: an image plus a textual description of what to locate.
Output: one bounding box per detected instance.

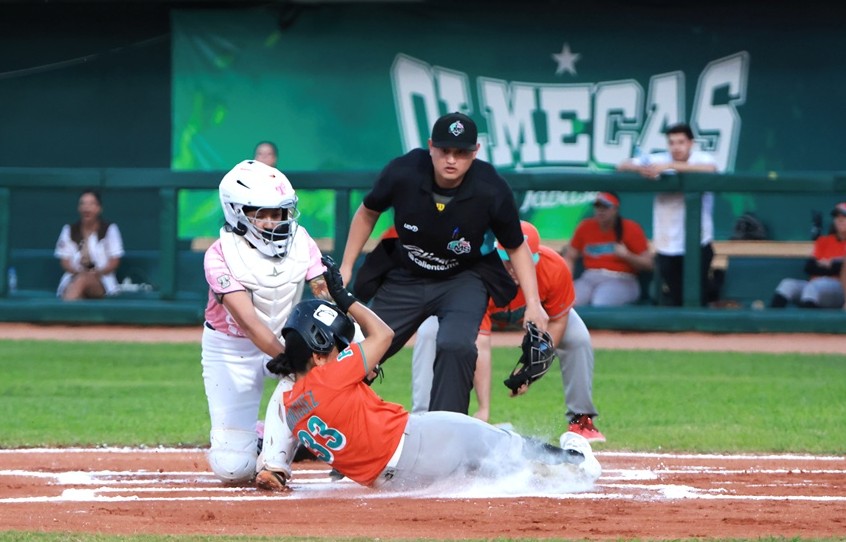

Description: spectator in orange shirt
[771,202,846,309]
[841,243,846,311]
[564,192,653,306]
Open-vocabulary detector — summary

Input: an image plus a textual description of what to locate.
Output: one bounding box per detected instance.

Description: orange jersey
[569,217,649,274]
[812,234,846,261]
[283,343,408,486]
[481,245,574,333]
[810,234,846,278]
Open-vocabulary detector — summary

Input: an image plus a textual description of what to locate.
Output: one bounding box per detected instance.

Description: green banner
[172,5,846,241]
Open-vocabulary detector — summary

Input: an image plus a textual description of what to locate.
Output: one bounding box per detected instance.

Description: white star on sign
[552,43,581,76]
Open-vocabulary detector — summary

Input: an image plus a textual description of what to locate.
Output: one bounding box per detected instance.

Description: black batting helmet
[281,299,355,354]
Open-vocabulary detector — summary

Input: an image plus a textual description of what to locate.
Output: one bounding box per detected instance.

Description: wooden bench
[711,240,812,270]
[711,241,814,307]
[547,239,813,307]
[188,237,813,308]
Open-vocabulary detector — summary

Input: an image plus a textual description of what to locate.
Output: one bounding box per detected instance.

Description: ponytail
[266,330,313,376]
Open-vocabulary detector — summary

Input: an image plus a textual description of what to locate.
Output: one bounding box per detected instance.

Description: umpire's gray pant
[370,267,488,414]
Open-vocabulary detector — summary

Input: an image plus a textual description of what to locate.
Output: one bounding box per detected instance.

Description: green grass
[1,339,844,453]
[1,340,844,542]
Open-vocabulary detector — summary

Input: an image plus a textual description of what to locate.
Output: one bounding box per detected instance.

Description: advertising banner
[173,5,845,241]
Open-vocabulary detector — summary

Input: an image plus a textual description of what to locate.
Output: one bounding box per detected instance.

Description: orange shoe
[568,415,606,443]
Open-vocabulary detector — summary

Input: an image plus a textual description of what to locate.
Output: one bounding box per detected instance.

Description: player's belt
[386,433,405,470]
[374,433,406,486]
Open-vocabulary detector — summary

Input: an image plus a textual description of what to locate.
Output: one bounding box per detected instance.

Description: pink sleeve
[299,227,328,280]
[204,240,246,294]
[203,240,248,335]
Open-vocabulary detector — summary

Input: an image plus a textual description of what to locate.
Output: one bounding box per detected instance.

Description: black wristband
[330,286,357,313]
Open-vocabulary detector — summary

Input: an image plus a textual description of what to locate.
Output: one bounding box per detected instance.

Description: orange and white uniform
[568,218,649,275]
[773,232,846,308]
[285,341,531,489]
[810,234,846,277]
[412,243,599,423]
[284,343,408,486]
[481,245,573,334]
[568,216,649,307]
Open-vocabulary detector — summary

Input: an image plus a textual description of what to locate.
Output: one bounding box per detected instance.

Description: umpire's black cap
[431,112,478,150]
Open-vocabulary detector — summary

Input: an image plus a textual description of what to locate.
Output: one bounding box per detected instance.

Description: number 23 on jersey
[297,415,347,462]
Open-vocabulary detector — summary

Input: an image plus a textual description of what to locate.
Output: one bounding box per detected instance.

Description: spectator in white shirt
[616,123,720,306]
[54,189,124,300]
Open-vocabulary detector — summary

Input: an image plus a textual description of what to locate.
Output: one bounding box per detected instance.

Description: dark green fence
[2,168,845,309]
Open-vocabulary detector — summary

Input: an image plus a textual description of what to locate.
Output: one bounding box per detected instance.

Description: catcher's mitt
[503,322,555,393]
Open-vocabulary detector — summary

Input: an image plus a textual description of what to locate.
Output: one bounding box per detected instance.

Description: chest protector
[219,228,311,336]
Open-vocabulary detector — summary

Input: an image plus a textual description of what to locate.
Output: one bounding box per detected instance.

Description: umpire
[339,112,548,414]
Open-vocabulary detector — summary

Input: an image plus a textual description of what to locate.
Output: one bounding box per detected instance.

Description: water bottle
[7,267,17,293]
[633,144,649,166]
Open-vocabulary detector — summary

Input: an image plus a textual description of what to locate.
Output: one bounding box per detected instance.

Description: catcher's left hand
[503,322,555,394]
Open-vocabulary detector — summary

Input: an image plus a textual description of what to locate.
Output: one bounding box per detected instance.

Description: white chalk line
[2,448,843,503]
[2,465,844,503]
[600,451,845,461]
[2,447,843,462]
[3,489,845,504]
[0,447,207,454]
[4,467,844,482]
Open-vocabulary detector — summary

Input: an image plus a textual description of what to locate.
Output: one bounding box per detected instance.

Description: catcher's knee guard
[256,379,297,478]
[208,428,258,483]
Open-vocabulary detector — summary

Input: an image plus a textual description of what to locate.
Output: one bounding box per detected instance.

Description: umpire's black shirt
[363,148,524,278]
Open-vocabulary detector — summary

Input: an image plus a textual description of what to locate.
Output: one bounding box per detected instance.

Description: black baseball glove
[321,255,358,313]
[503,322,555,394]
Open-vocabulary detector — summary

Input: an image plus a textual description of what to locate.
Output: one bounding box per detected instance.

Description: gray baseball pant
[373,411,525,490]
[774,277,845,308]
[411,309,598,421]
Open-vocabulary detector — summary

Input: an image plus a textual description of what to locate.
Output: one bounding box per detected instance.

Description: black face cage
[526,322,555,372]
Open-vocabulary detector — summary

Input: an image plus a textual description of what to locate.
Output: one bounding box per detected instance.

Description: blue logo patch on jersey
[584,242,616,257]
[447,237,471,255]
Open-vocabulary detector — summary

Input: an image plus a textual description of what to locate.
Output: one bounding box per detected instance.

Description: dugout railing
[1,168,844,331]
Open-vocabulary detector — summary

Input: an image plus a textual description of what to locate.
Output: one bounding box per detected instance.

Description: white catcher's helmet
[219,159,300,258]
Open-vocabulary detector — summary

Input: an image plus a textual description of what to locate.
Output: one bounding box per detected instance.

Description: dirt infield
[1,448,845,540]
[2,322,845,353]
[2,323,845,539]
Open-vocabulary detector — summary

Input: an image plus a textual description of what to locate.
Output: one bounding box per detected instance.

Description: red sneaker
[568,415,606,443]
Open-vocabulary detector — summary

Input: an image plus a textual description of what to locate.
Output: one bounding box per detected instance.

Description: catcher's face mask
[503,322,555,393]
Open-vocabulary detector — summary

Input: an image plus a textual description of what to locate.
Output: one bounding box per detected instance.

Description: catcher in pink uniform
[201,159,328,486]
[262,259,601,491]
